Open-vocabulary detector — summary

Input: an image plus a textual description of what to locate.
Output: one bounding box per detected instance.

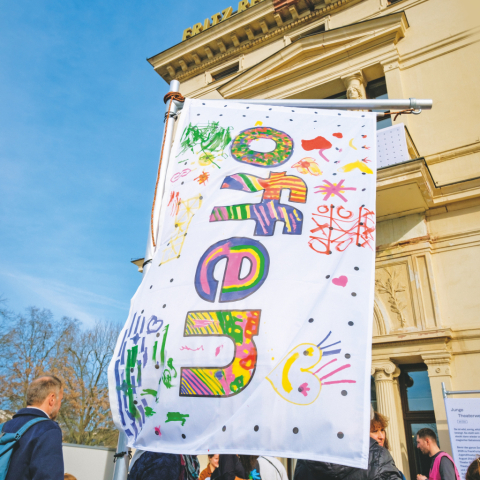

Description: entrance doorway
[398,364,438,480]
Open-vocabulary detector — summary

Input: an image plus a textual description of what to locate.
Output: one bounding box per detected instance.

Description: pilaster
[372,360,402,467]
[422,353,454,455]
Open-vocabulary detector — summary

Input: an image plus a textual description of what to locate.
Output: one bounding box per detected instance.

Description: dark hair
[466,458,480,480]
[416,428,437,444]
[370,411,390,451]
[239,455,258,475]
[27,375,62,406]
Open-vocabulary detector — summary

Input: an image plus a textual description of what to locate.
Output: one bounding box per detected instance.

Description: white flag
[109,99,377,468]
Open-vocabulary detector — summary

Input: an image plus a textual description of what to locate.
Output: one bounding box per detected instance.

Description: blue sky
[0,0,227,326]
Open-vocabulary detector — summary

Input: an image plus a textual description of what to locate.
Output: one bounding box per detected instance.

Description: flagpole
[112,79,181,480]
[143,79,181,276]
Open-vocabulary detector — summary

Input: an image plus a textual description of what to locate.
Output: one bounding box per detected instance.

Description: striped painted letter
[180,310,260,397]
[195,237,270,303]
[210,172,307,236]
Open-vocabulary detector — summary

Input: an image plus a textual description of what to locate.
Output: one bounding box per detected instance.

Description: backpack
[0,417,50,480]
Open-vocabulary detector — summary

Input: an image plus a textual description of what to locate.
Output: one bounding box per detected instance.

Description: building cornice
[147,0,364,83]
[218,11,407,99]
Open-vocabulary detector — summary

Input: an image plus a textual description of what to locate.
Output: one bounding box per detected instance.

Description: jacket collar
[13,407,50,419]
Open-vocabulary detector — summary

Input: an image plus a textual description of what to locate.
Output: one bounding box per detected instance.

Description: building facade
[146,0,480,477]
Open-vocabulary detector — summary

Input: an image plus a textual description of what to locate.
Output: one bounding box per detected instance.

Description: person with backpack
[0,375,64,480]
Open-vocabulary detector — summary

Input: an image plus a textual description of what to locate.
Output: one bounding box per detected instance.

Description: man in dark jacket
[294,437,402,480]
[2,375,64,480]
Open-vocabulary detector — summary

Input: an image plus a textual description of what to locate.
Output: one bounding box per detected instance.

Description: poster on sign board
[108,99,377,467]
[445,397,480,478]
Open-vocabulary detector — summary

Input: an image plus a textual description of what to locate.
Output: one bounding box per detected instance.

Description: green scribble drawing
[141,389,157,397]
[166,412,189,426]
[152,340,158,362]
[162,357,178,389]
[163,369,173,389]
[179,122,233,156]
[167,358,177,378]
[145,406,156,417]
[160,325,169,365]
[126,346,140,419]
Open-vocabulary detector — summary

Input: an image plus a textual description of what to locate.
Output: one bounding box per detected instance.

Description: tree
[0,306,77,411]
[0,305,121,447]
[54,320,120,447]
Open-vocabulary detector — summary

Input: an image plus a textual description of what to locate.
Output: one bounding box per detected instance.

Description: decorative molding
[426,142,480,166]
[218,12,407,99]
[371,359,399,376]
[375,268,407,328]
[341,70,366,99]
[422,353,453,377]
[148,0,364,82]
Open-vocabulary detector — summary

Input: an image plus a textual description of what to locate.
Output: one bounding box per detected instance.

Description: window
[399,364,437,480]
[211,63,239,82]
[366,77,392,130]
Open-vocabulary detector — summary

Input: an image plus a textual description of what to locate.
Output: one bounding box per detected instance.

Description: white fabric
[108,100,377,468]
[258,456,289,480]
[128,449,145,474]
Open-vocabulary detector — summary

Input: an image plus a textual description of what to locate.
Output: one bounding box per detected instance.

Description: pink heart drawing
[332,275,348,287]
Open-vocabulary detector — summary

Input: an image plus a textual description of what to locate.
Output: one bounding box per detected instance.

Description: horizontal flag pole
[442,382,480,398]
[174,98,432,112]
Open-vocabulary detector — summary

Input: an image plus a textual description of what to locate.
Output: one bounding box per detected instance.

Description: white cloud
[0,270,128,326]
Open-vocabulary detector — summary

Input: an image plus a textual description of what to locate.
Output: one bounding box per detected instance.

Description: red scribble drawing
[180,346,204,351]
[332,133,343,139]
[362,145,370,150]
[194,170,210,186]
[154,426,161,436]
[215,345,224,357]
[167,191,181,216]
[314,179,356,202]
[362,135,367,138]
[308,205,376,255]
[361,157,371,163]
[301,136,332,162]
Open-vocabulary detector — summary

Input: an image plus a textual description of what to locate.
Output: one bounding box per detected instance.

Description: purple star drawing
[314,179,356,202]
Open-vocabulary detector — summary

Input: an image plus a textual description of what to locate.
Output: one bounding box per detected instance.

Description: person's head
[239,455,259,474]
[64,474,77,480]
[466,458,480,480]
[27,375,63,420]
[416,428,438,456]
[208,454,219,469]
[370,411,389,450]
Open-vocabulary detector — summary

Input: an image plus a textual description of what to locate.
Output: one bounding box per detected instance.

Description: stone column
[341,71,367,100]
[422,353,454,455]
[372,360,402,467]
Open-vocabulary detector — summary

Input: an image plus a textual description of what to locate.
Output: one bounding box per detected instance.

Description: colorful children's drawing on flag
[109,100,377,468]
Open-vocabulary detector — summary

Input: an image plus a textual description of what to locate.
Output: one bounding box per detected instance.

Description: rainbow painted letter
[180,310,260,397]
[195,237,270,303]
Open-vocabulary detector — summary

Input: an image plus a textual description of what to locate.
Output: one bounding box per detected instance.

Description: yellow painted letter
[203,18,211,30]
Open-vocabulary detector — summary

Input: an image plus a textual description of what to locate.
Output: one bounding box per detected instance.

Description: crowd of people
[1,375,479,480]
